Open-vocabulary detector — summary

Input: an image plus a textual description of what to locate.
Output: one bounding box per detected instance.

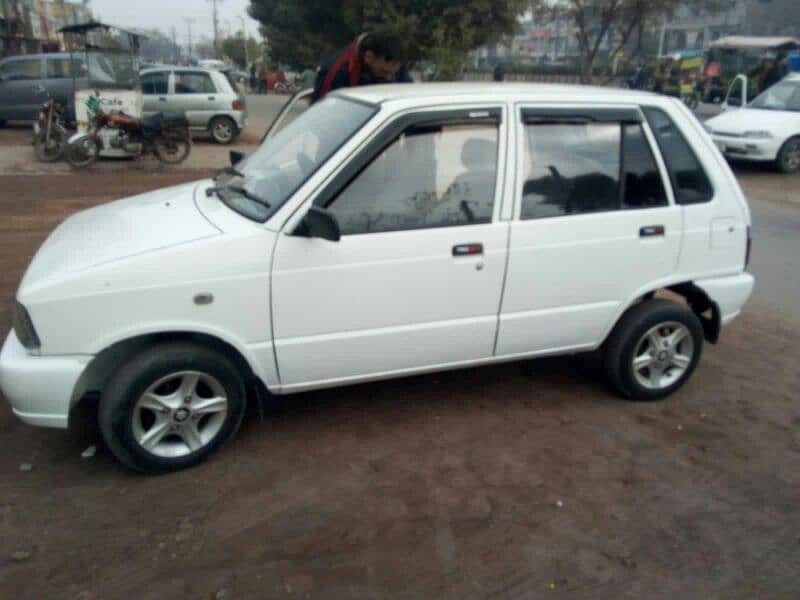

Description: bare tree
[532,0,722,83]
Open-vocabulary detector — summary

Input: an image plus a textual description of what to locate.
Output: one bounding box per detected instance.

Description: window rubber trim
[522,106,642,124]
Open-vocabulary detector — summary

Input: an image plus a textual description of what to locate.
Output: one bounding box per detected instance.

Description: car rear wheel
[210,116,237,144]
[99,342,247,473]
[604,299,704,401]
[776,136,800,174]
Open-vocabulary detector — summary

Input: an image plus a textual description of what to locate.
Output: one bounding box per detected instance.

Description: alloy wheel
[631,321,695,391]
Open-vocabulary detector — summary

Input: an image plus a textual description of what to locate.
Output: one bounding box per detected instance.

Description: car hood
[19,181,220,294]
[707,107,794,133]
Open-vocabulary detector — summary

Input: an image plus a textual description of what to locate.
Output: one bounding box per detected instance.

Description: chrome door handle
[453,243,484,256]
[640,225,665,238]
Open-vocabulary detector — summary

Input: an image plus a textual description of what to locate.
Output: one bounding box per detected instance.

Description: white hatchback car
[1,83,755,473]
[706,73,800,173]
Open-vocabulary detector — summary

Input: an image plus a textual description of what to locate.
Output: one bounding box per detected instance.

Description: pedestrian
[249,63,257,93]
[258,62,269,95]
[493,63,506,82]
[312,29,412,103]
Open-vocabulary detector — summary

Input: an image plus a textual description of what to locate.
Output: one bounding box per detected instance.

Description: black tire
[209,116,238,144]
[603,299,704,401]
[153,131,191,164]
[65,135,100,169]
[98,342,247,474]
[34,125,67,163]
[775,136,800,174]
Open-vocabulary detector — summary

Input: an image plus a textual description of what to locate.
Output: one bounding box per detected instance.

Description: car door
[496,106,683,357]
[271,107,511,389]
[172,70,218,128]
[0,56,45,120]
[141,70,171,117]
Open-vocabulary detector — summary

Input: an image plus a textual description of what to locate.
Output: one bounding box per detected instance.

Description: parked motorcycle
[32,87,73,163]
[65,106,192,169]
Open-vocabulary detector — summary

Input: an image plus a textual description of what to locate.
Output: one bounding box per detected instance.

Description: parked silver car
[141,67,247,144]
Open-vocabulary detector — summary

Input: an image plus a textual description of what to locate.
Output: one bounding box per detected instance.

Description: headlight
[743,130,773,139]
[12,302,40,350]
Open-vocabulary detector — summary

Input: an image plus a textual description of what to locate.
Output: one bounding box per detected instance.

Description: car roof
[141,66,217,74]
[336,82,663,106]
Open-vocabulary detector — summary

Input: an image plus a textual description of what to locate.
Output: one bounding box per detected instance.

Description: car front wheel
[776,136,800,174]
[604,299,704,401]
[99,342,247,473]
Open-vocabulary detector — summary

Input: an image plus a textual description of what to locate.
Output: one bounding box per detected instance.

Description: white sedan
[706,73,800,173]
[0,83,754,473]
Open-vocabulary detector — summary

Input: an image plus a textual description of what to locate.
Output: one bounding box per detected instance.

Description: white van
[0,83,754,473]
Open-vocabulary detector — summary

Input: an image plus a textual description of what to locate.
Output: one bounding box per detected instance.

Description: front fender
[67,131,90,145]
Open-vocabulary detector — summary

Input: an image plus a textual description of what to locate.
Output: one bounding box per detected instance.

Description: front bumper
[0,331,89,429]
[711,135,781,162]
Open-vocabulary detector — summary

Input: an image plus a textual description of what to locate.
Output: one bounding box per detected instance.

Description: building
[1,0,92,58]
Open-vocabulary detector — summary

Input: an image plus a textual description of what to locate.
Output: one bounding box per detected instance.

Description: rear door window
[46,57,83,79]
[520,117,668,220]
[141,71,169,95]
[642,107,713,204]
[174,72,216,94]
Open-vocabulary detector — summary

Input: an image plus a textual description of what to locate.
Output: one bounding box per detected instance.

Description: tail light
[47,100,54,110]
[745,225,752,268]
[232,99,244,111]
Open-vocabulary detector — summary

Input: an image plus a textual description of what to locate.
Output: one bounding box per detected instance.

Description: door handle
[640,225,665,238]
[453,243,483,256]
[159,97,167,101]
[208,96,216,101]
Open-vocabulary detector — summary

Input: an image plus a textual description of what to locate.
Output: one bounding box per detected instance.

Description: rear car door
[271,107,511,389]
[141,70,171,117]
[0,56,45,120]
[496,106,683,356]
[172,70,218,129]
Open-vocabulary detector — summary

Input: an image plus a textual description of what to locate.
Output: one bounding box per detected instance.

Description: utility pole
[209,0,222,59]
[185,18,194,64]
[239,16,249,66]
[170,27,178,63]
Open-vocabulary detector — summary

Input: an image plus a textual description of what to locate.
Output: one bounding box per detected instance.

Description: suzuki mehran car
[0,83,755,473]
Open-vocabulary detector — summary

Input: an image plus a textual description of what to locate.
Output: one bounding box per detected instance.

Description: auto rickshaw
[58,20,146,157]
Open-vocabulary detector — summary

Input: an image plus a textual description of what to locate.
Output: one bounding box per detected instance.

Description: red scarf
[320,35,367,99]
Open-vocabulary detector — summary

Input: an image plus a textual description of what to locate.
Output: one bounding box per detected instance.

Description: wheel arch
[603,281,721,347]
[70,331,268,414]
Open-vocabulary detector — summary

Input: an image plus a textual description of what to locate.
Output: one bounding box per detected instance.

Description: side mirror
[229,149,246,166]
[297,206,341,242]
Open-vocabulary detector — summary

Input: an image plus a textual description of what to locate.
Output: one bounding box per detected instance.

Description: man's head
[361,31,405,82]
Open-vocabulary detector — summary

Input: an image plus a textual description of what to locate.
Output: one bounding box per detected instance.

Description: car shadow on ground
[58,351,613,474]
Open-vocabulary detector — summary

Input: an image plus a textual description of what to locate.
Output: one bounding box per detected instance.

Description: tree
[222,32,263,67]
[530,0,722,83]
[248,0,528,77]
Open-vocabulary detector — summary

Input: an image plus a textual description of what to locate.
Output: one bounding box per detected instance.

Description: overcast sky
[91,0,262,43]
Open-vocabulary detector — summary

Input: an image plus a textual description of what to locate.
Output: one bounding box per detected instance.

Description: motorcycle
[65,106,192,169]
[32,87,73,163]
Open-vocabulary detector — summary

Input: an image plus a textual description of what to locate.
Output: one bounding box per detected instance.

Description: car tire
[209,116,238,144]
[776,136,800,174]
[603,299,704,402]
[98,342,247,474]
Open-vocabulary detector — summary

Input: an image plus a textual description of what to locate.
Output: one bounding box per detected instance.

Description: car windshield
[750,80,800,112]
[216,96,376,222]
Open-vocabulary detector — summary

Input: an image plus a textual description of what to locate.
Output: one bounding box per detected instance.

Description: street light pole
[185,18,194,63]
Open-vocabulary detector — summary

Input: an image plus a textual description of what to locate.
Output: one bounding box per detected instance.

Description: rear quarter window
[642,107,714,204]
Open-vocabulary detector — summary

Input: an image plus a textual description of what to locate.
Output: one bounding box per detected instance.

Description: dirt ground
[0,171,799,599]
